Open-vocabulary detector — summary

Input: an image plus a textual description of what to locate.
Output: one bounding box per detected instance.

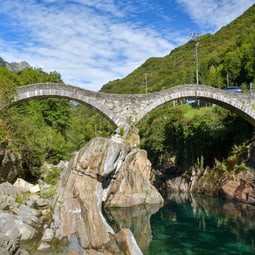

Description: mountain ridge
[100,4,255,94]
[0,57,31,73]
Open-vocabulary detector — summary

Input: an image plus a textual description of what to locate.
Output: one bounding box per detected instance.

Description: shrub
[45,166,62,185]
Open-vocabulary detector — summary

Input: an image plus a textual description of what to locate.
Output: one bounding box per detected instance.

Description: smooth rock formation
[104,149,163,207]
[52,136,163,254]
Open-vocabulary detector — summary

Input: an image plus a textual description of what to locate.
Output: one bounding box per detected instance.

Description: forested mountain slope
[101,4,255,94]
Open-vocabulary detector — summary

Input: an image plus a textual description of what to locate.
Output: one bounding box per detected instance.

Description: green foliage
[0,67,19,106]
[139,103,181,164]
[17,68,63,85]
[214,159,227,173]
[15,193,24,204]
[119,127,124,136]
[15,193,28,204]
[138,104,253,169]
[45,166,62,185]
[40,186,56,199]
[233,162,249,174]
[66,104,114,150]
[0,66,114,182]
[0,120,9,144]
[39,98,71,136]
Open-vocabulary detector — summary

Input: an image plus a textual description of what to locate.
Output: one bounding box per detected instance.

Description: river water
[24,193,255,254]
[105,193,255,255]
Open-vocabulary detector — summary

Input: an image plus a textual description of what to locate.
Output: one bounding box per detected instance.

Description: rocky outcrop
[0,181,46,255]
[6,61,31,73]
[0,56,31,72]
[0,150,22,184]
[104,149,163,207]
[219,170,255,203]
[157,166,255,205]
[155,139,255,205]
[52,136,163,254]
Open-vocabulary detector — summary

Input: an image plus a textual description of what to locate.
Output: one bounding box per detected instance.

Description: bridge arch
[11,83,128,128]
[137,85,255,127]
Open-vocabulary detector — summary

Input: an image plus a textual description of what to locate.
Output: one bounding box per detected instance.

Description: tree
[223,51,242,85]
[0,67,19,105]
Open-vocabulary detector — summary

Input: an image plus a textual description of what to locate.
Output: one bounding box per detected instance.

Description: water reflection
[104,203,162,251]
[105,194,255,255]
[148,193,255,255]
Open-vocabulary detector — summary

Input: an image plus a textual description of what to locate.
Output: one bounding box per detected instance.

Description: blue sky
[0,0,254,91]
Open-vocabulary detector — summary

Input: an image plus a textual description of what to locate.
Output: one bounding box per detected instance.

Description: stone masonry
[6,83,255,127]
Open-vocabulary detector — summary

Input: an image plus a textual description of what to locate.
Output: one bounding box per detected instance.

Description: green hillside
[101,4,255,94]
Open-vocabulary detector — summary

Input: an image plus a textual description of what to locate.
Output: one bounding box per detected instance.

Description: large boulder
[13,178,40,194]
[0,182,19,210]
[52,136,163,253]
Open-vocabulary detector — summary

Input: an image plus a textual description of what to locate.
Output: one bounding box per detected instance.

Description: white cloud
[0,1,177,90]
[176,0,255,32]
[0,0,176,91]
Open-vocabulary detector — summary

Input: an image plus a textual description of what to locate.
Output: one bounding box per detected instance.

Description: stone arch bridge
[7,83,255,127]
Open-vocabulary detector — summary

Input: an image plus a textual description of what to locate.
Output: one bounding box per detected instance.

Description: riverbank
[153,139,255,205]
[0,179,52,255]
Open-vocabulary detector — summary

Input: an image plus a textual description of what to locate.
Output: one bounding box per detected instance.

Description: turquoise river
[105,193,255,255]
[25,193,255,254]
